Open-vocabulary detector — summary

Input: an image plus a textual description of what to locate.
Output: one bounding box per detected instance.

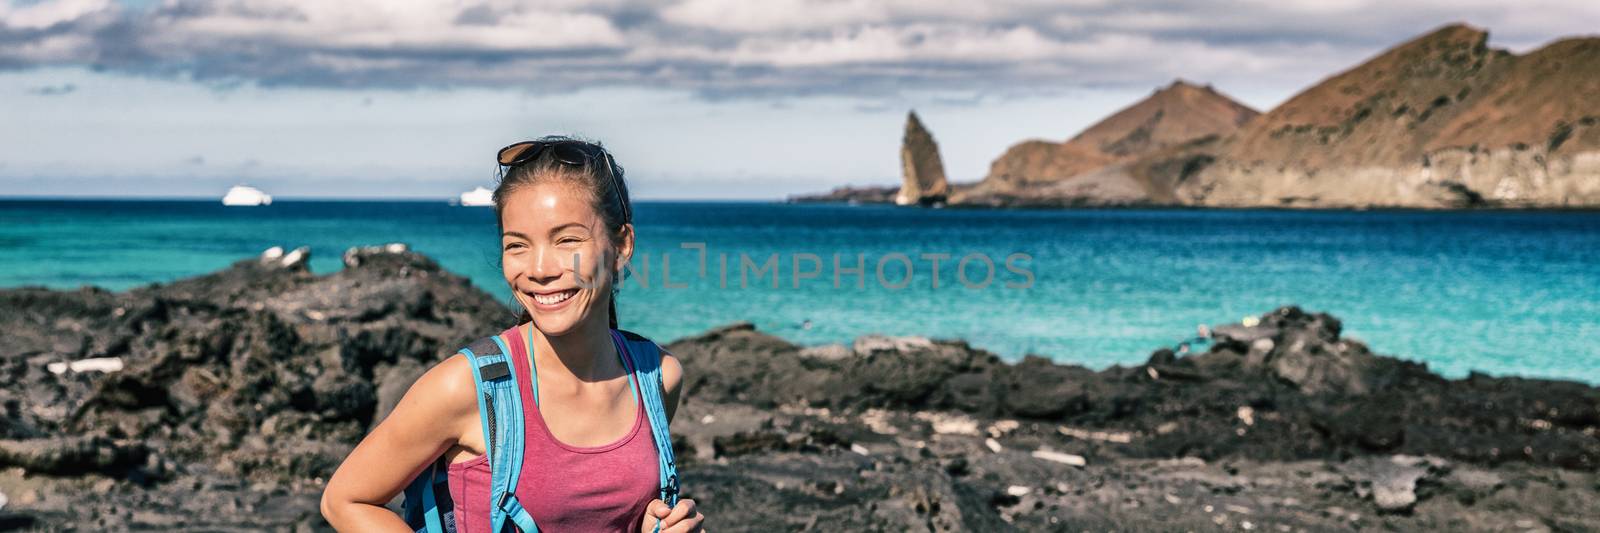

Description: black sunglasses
[497,140,632,224]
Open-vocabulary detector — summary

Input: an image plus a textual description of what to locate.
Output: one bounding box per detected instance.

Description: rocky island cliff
[955,80,1259,207]
[897,111,952,206]
[0,247,1596,530]
[795,24,1600,209]
[1157,23,1600,208]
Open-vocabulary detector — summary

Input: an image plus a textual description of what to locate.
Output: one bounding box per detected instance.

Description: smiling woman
[320,136,705,533]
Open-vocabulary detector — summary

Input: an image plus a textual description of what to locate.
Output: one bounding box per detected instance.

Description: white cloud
[148,1,624,51]
[660,0,892,33]
[0,0,1594,96]
[659,0,1109,33]
[724,24,1069,67]
[0,0,112,30]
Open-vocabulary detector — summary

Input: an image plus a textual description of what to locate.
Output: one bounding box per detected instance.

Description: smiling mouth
[532,288,578,306]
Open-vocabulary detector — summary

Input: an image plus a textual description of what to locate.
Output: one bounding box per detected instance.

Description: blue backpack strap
[613,330,681,514]
[402,459,445,533]
[404,335,518,533]
[419,463,445,533]
[471,333,539,533]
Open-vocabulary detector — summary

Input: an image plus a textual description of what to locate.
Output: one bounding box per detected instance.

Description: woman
[321,137,704,532]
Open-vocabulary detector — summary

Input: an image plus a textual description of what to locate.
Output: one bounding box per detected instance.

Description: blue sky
[3,0,1597,199]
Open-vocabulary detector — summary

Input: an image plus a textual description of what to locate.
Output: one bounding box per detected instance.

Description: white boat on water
[222,185,272,206]
[458,186,494,207]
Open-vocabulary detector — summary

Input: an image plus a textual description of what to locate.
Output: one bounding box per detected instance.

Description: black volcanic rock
[0,250,1595,530]
[670,309,1599,470]
[0,245,508,488]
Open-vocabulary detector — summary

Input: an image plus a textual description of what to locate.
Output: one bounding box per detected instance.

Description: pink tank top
[444,327,660,532]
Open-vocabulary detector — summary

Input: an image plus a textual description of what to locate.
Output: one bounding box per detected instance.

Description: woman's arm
[321,354,480,531]
[660,350,684,424]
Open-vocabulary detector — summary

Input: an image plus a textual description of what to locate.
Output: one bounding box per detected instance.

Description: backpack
[401,328,680,533]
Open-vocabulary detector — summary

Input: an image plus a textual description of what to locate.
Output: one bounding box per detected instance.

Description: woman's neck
[523,314,619,382]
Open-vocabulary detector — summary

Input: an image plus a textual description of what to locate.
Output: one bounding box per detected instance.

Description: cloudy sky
[3,0,1597,199]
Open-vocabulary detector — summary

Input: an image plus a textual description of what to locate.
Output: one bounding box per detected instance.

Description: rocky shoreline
[1,247,1596,531]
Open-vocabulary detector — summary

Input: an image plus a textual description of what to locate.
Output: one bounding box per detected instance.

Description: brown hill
[957,80,1258,204]
[1168,23,1600,208]
[1071,80,1261,158]
[1430,36,1600,154]
[980,140,1118,189]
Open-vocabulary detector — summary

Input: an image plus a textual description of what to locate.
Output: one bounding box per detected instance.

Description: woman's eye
[503,242,526,251]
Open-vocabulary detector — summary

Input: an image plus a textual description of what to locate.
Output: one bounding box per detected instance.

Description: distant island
[792,24,1600,209]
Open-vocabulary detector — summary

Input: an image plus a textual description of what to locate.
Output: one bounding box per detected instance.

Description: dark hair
[493,135,633,329]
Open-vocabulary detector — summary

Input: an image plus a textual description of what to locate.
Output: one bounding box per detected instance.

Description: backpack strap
[613,329,681,514]
[401,459,446,533]
[476,333,539,533]
[404,335,528,533]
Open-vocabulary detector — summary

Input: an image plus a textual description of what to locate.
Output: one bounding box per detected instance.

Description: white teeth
[534,289,575,306]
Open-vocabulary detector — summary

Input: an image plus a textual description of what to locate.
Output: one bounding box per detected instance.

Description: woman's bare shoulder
[390,353,480,427]
[659,348,683,395]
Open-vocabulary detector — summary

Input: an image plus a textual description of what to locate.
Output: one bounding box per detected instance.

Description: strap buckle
[662,473,680,500]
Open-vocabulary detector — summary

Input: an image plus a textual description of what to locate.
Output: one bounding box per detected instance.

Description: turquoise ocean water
[2,199,1596,383]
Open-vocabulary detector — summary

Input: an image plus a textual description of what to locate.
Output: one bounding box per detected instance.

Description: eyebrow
[548,222,591,234]
[500,224,590,241]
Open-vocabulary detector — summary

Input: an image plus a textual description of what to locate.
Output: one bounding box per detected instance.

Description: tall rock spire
[898,111,951,206]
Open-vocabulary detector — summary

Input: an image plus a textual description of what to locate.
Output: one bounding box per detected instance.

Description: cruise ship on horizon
[457,186,493,207]
[221,185,272,206]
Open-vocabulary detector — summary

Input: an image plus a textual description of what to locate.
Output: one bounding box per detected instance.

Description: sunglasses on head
[497,140,632,224]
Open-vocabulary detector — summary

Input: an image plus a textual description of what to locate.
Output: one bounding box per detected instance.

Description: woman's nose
[526,245,565,284]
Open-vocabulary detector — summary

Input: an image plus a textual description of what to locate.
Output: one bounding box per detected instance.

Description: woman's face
[500,181,631,337]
